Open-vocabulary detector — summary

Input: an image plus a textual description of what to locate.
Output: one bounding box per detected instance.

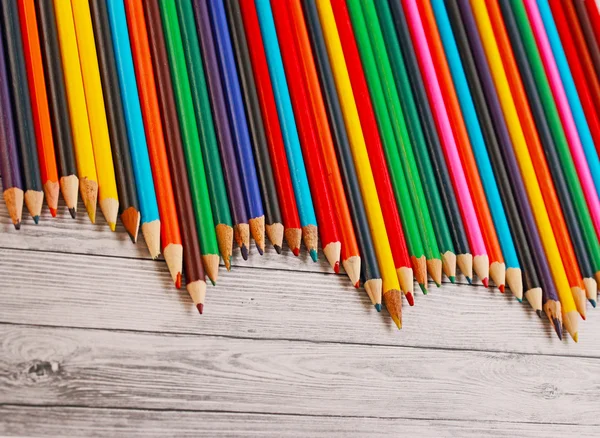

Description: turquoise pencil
[430,0,522,296]
[253,0,318,259]
[535,0,600,198]
[106,0,160,258]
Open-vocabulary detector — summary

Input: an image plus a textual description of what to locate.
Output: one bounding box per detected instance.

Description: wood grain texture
[0,406,597,437]
[0,324,598,424]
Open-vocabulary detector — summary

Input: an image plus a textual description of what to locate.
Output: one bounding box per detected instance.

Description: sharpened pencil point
[310,249,318,262]
[274,245,282,254]
[33,215,39,224]
[256,242,264,255]
[590,300,597,308]
[466,277,472,284]
[109,222,116,232]
[482,277,489,288]
[334,261,340,274]
[354,281,359,288]
[406,292,414,306]
[419,283,427,294]
[572,332,578,343]
[14,221,21,230]
[375,303,382,312]
[292,247,299,256]
[69,207,76,219]
[241,244,249,260]
[499,284,505,293]
[552,318,562,340]
[50,207,57,217]
[176,273,182,289]
[196,303,204,314]
[449,276,455,283]
[536,310,543,318]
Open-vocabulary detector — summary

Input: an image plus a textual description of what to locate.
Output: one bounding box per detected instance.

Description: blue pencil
[535,0,600,197]
[253,0,318,260]
[106,0,160,259]
[205,0,266,254]
[430,0,521,295]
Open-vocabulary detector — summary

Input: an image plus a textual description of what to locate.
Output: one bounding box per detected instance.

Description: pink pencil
[402,0,488,283]
[523,0,600,238]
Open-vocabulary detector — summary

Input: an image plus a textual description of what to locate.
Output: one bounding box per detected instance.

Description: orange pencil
[418,0,504,289]
[124,0,183,287]
[17,0,59,215]
[288,0,360,286]
[486,0,587,318]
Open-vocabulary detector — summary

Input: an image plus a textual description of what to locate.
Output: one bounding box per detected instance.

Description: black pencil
[223,0,283,253]
[498,0,597,307]
[387,0,472,282]
[301,0,382,300]
[0,0,43,223]
[89,0,140,242]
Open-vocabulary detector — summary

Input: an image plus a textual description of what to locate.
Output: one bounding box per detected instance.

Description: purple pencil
[0,25,24,229]
[193,0,251,260]
[457,0,562,339]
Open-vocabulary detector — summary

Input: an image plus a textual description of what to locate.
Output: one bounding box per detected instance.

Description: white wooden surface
[1,187,599,437]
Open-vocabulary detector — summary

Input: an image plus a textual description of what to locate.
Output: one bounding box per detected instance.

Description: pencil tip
[354,281,360,288]
[175,273,182,290]
[109,222,116,232]
[375,303,382,312]
[590,300,597,308]
[196,303,203,314]
[241,245,249,260]
[482,277,489,288]
[310,249,318,262]
[256,241,264,255]
[552,318,562,340]
[33,215,39,224]
[292,247,300,256]
[449,275,455,283]
[69,207,76,219]
[536,310,543,318]
[274,244,282,254]
[50,207,57,217]
[419,283,427,294]
[14,221,21,230]
[406,292,414,306]
[334,261,340,274]
[499,284,505,293]
[466,276,472,284]
[572,332,579,343]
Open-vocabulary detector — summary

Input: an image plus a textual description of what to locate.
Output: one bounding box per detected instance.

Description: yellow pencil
[470,0,578,341]
[317,0,401,329]
[53,0,98,222]
[71,0,119,230]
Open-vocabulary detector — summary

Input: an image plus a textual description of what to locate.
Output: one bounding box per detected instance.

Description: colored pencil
[302,0,379,292]
[106,0,161,259]
[509,0,600,292]
[429,0,522,295]
[53,0,98,223]
[225,0,284,254]
[444,0,531,302]
[454,0,545,315]
[239,0,303,255]
[17,0,59,217]
[503,0,597,309]
[144,0,207,310]
[89,0,140,241]
[71,0,119,230]
[352,0,442,289]
[253,0,319,259]
[552,0,600,168]
[388,0,473,282]
[418,0,502,289]
[160,0,221,281]
[470,0,578,341]
[318,0,401,326]
[205,0,266,254]
[290,0,360,283]
[331,0,417,297]
[375,0,456,282]
[124,0,183,287]
[584,2,600,120]
[271,0,342,272]
[0,22,24,229]
[403,0,489,285]
[35,0,78,219]
[1,0,43,222]
[575,0,600,98]
[492,0,587,317]
[174,0,233,268]
[524,0,600,236]
[564,0,600,141]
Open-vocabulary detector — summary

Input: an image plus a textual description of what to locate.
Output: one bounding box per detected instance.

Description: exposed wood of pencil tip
[120,206,140,243]
[411,255,428,290]
[364,278,382,306]
[60,174,79,218]
[233,223,250,261]
[456,253,473,281]
[163,243,183,288]
[249,215,265,255]
[186,279,207,314]
[524,287,542,315]
[583,278,597,307]
[563,309,580,343]
[302,224,319,262]
[489,261,506,291]
[284,227,302,256]
[441,250,456,280]
[506,267,523,301]
[100,198,119,231]
[202,254,220,285]
[141,219,161,260]
[323,241,341,273]
[571,287,587,320]
[79,177,98,223]
[543,299,563,340]
[426,258,443,286]
[473,254,489,285]
[4,187,23,229]
[216,223,234,270]
[24,190,44,223]
[265,222,284,254]
[383,288,402,330]
[342,255,361,287]
[43,180,60,216]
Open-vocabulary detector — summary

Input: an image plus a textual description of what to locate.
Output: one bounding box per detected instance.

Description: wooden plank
[0,405,596,437]
[0,325,598,424]
[0,247,592,355]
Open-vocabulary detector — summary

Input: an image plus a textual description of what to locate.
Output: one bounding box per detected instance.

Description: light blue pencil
[253,0,319,260]
[106,0,160,259]
[536,0,600,196]
[430,0,521,294]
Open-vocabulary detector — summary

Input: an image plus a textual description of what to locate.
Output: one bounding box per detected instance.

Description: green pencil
[175,0,234,269]
[374,0,456,282]
[346,0,439,288]
[159,0,220,282]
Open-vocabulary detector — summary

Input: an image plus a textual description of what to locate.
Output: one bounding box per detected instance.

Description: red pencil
[270,0,341,271]
[239,0,302,255]
[330,0,416,300]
